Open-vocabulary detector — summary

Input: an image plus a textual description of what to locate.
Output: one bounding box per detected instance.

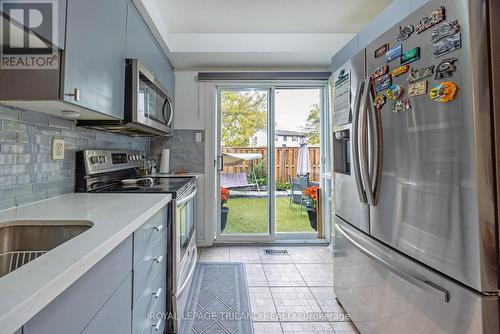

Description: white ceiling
[138,0,391,70]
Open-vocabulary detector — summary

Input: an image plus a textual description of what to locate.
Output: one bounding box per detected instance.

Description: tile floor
[197,246,359,334]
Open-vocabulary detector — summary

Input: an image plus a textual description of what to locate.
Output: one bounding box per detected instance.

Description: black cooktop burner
[97,177,195,197]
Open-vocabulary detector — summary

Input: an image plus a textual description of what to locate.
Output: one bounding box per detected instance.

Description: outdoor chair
[221,173,256,191]
[289,175,309,213]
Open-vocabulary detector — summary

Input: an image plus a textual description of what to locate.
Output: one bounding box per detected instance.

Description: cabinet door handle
[153,255,163,264]
[153,224,164,232]
[152,287,162,299]
[66,88,80,102]
[153,318,162,331]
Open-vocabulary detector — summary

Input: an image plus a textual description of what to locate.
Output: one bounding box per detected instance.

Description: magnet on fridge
[386,44,402,62]
[416,6,446,34]
[397,25,415,41]
[434,58,458,79]
[374,95,387,109]
[370,65,389,80]
[386,85,403,100]
[391,65,410,77]
[401,47,420,65]
[431,20,460,43]
[375,43,390,58]
[429,81,458,102]
[408,80,428,97]
[433,33,462,57]
[392,98,412,113]
[408,65,435,83]
[374,74,392,93]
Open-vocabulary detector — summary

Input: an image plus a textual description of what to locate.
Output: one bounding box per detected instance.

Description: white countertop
[0,192,171,334]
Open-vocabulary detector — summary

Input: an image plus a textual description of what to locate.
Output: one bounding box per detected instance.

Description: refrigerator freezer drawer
[334,218,499,334]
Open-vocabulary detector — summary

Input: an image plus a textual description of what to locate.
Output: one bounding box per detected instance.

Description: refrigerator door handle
[360,78,376,205]
[352,80,367,203]
[337,223,450,303]
[367,85,382,205]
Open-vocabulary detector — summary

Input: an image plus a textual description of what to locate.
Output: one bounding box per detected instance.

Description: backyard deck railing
[222,146,321,182]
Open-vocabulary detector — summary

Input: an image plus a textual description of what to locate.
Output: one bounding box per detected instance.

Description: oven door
[176,189,197,261]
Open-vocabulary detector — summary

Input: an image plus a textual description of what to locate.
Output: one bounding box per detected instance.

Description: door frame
[214,81,329,243]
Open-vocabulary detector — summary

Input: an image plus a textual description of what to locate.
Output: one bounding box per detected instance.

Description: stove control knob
[90,156,97,164]
[99,156,105,163]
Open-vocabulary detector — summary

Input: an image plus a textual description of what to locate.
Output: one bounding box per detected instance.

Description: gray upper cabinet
[63,0,127,119]
[126,1,174,95]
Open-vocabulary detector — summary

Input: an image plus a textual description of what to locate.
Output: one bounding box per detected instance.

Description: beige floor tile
[309,287,350,322]
[199,247,230,262]
[249,287,279,322]
[244,264,268,286]
[253,322,283,334]
[270,287,324,322]
[230,246,262,263]
[263,264,306,287]
[287,247,324,264]
[296,264,334,287]
[312,247,334,264]
[330,321,360,333]
[281,322,334,333]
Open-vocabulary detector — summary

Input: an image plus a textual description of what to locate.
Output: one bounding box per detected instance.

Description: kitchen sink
[0,220,93,278]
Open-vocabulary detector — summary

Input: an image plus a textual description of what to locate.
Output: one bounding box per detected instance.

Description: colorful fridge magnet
[401,47,420,65]
[386,44,402,62]
[375,43,390,58]
[433,33,462,57]
[386,85,403,100]
[408,81,428,97]
[416,6,446,34]
[392,98,412,113]
[431,20,460,43]
[429,81,458,102]
[408,65,435,83]
[397,25,414,41]
[374,94,387,109]
[370,65,389,80]
[391,65,410,77]
[374,74,392,93]
[434,58,458,79]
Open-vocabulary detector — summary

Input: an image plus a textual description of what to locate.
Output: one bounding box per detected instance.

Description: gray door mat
[180,262,254,334]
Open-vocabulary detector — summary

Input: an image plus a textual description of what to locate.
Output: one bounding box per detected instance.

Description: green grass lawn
[222,197,314,234]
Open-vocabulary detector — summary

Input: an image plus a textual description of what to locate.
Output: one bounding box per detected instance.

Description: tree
[302,104,320,144]
[221,91,267,147]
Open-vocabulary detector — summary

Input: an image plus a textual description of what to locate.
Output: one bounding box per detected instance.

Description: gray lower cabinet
[63,0,127,118]
[81,273,132,334]
[20,204,169,334]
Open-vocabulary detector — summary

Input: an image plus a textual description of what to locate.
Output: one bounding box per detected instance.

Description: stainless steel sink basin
[0,220,93,278]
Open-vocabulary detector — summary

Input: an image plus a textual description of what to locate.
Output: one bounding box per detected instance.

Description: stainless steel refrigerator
[331,0,500,333]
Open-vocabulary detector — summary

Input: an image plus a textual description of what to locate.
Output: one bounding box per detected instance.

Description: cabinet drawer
[133,234,166,306]
[140,297,166,334]
[133,270,166,334]
[23,237,132,334]
[82,273,132,334]
[134,206,167,266]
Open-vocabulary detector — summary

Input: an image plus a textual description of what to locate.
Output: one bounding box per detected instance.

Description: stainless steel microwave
[77,59,173,136]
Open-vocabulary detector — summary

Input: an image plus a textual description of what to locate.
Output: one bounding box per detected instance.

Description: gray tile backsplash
[0,105,149,209]
[150,129,205,174]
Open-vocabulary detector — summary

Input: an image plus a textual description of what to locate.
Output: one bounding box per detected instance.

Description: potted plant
[303,185,320,231]
[220,187,230,232]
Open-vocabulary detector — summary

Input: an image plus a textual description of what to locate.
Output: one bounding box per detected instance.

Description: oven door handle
[176,189,198,207]
[177,246,198,295]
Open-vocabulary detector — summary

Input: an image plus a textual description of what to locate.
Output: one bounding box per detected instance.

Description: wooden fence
[222,146,321,182]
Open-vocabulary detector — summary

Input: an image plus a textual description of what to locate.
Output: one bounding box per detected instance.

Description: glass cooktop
[98,177,195,195]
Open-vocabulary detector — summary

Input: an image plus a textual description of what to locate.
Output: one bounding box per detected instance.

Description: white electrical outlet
[52,138,64,160]
[195,132,202,143]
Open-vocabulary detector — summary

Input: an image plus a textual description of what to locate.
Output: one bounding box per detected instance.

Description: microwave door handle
[162,96,174,127]
[352,80,367,203]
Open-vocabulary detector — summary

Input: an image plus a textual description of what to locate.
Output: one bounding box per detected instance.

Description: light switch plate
[195,132,202,143]
[52,138,64,160]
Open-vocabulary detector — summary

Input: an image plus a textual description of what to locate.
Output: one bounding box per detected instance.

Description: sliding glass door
[216,84,327,242]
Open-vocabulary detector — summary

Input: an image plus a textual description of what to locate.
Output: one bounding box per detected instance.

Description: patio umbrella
[297,138,311,177]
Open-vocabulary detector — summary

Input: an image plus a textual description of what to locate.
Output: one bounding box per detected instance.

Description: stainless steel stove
[75,149,198,334]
